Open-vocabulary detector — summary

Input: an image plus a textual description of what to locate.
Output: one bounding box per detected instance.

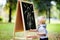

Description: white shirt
[37,24,48,39]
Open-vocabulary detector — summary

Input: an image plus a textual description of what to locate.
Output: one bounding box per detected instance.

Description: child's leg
[40,38,48,40]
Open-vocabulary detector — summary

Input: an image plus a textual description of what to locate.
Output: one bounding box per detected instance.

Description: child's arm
[29,29,38,32]
[37,28,47,36]
[37,32,46,36]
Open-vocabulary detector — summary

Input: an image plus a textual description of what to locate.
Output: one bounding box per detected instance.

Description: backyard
[0,0,60,40]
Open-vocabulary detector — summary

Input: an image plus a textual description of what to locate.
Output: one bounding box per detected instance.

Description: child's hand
[29,29,37,32]
[29,29,32,32]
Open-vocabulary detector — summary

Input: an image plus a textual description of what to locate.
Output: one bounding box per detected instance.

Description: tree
[28,0,52,23]
[7,0,17,22]
[57,4,60,19]
[54,0,60,19]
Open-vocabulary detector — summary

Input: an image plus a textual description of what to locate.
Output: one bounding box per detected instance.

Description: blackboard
[21,2,36,30]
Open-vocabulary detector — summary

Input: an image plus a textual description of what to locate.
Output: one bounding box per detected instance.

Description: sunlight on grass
[47,24,60,33]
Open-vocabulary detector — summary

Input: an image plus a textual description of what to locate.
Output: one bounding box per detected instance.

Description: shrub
[0,17,3,21]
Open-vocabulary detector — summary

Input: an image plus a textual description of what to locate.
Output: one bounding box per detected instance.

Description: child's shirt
[37,24,48,39]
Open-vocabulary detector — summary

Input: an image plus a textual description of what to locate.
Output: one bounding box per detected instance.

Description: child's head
[37,16,46,24]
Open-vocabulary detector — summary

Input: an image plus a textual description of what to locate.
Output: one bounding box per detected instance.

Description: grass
[47,24,60,33]
[0,23,14,40]
[0,23,60,40]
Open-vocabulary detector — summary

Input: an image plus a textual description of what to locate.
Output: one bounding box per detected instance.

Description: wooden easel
[13,0,25,40]
[13,0,37,40]
[13,0,30,40]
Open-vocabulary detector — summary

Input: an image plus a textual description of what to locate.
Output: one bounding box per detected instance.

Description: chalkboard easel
[13,0,37,40]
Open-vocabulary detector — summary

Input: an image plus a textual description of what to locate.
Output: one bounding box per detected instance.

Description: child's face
[37,16,46,25]
[39,18,46,24]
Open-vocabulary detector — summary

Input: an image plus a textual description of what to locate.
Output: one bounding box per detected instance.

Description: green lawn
[0,23,60,40]
[0,23,14,40]
[47,24,60,33]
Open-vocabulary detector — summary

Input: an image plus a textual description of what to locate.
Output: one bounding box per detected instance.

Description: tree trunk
[46,10,48,18]
[46,8,50,23]
[46,9,50,23]
[8,3,12,23]
[59,10,60,19]
[49,8,50,23]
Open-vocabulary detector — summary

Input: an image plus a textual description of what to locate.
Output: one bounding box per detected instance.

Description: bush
[0,17,3,22]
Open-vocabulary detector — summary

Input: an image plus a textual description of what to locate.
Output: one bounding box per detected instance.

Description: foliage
[54,0,60,10]
[4,0,17,14]
[5,0,17,22]
[0,17,3,21]
[6,0,17,11]
[27,0,52,12]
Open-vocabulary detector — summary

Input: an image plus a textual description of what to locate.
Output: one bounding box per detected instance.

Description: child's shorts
[40,38,48,40]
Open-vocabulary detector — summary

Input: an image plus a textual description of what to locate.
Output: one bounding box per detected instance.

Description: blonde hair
[37,16,46,24]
